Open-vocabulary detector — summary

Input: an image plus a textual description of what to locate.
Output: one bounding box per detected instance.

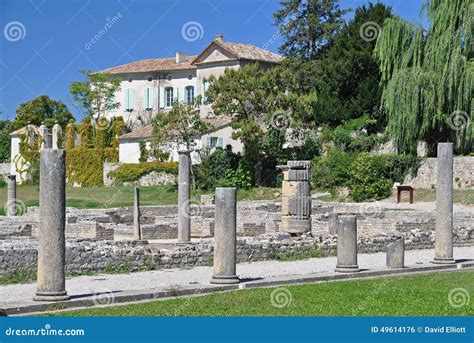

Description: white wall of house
[105,69,198,125]
[119,141,142,164]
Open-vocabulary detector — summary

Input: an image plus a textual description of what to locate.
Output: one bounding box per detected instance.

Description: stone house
[94,34,282,163]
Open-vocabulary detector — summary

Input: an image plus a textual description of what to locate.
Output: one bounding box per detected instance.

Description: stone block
[285,169,311,181]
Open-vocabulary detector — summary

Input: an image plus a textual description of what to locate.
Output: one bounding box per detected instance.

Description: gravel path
[1,246,473,306]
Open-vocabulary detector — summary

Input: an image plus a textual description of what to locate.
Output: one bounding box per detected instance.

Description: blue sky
[0,0,426,121]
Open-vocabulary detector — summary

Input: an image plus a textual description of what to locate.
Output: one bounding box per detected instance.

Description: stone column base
[211,275,240,284]
[33,291,70,302]
[335,265,360,273]
[431,258,456,265]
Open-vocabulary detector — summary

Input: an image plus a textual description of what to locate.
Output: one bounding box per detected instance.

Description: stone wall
[1,224,473,277]
[404,156,473,189]
[103,162,177,187]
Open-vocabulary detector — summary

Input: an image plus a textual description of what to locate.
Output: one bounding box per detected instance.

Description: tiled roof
[95,56,198,75]
[10,125,39,136]
[118,115,234,142]
[215,40,282,64]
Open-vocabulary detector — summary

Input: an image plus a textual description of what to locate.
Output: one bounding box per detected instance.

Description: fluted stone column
[335,215,360,273]
[211,187,239,284]
[177,150,191,243]
[134,186,141,240]
[33,149,69,301]
[432,143,455,264]
[386,237,404,269]
[280,160,312,234]
[6,175,17,217]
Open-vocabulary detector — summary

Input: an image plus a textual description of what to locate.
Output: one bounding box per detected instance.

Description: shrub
[66,147,118,187]
[109,161,179,184]
[348,153,421,201]
[194,147,241,190]
[0,178,6,188]
[311,148,356,189]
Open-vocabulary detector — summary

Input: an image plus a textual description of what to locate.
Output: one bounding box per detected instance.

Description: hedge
[108,161,179,184]
[66,147,118,187]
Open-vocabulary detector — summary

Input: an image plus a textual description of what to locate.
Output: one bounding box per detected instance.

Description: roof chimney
[176,51,188,64]
[215,34,224,42]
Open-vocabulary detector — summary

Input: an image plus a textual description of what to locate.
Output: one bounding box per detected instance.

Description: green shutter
[125,89,130,110]
[129,89,135,110]
[159,87,165,109]
[217,137,223,148]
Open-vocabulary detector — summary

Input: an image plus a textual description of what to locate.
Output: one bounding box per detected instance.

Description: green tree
[69,70,121,119]
[0,119,13,162]
[14,95,74,130]
[374,0,473,154]
[274,0,348,60]
[152,98,210,152]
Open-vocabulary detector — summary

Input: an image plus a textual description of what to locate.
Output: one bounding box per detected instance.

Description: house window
[144,88,154,110]
[205,136,223,149]
[202,80,209,103]
[165,87,173,107]
[125,89,135,111]
[185,86,194,104]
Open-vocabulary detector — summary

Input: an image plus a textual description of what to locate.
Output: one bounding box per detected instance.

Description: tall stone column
[432,143,455,264]
[134,186,141,240]
[211,187,239,284]
[335,215,360,273]
[38,123,49,149]
[33,149,69,302]
[6,175,17,217]
[279,160,312,234]
[177,150,191,243]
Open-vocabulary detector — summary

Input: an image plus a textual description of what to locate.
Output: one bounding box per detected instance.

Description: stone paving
[1,246,472,310]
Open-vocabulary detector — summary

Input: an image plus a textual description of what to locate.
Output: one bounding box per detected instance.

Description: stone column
[329,213,339,235]
[6,175,17,217]
[133,186,141,240]
[386,237,404,269]
[211,187,239,284]
[52,122,62,149]
[432,142,455,264]
[38,123,49,149]
[33,149,69,302]
[335,215,360,273]
[177,150,191,243]
[280,160,312,234]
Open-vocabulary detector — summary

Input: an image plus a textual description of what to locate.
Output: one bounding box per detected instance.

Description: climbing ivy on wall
[66,147,118,187]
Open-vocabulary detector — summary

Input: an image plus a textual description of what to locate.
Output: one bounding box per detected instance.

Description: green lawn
[49,271,473,316]
[0,185,282,214]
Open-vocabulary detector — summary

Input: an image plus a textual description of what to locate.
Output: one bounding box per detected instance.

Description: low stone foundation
[1,225,472,278]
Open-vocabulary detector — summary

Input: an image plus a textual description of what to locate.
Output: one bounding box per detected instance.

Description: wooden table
[397,185,414,204]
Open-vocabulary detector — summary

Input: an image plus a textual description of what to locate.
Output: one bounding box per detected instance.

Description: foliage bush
[195,148,242,190]
[311,148,356,190]
[109,161,178,184]
[66,148,118,187]
[348,153,421,201]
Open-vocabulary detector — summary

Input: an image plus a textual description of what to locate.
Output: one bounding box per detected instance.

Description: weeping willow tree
[374,0,473,155]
